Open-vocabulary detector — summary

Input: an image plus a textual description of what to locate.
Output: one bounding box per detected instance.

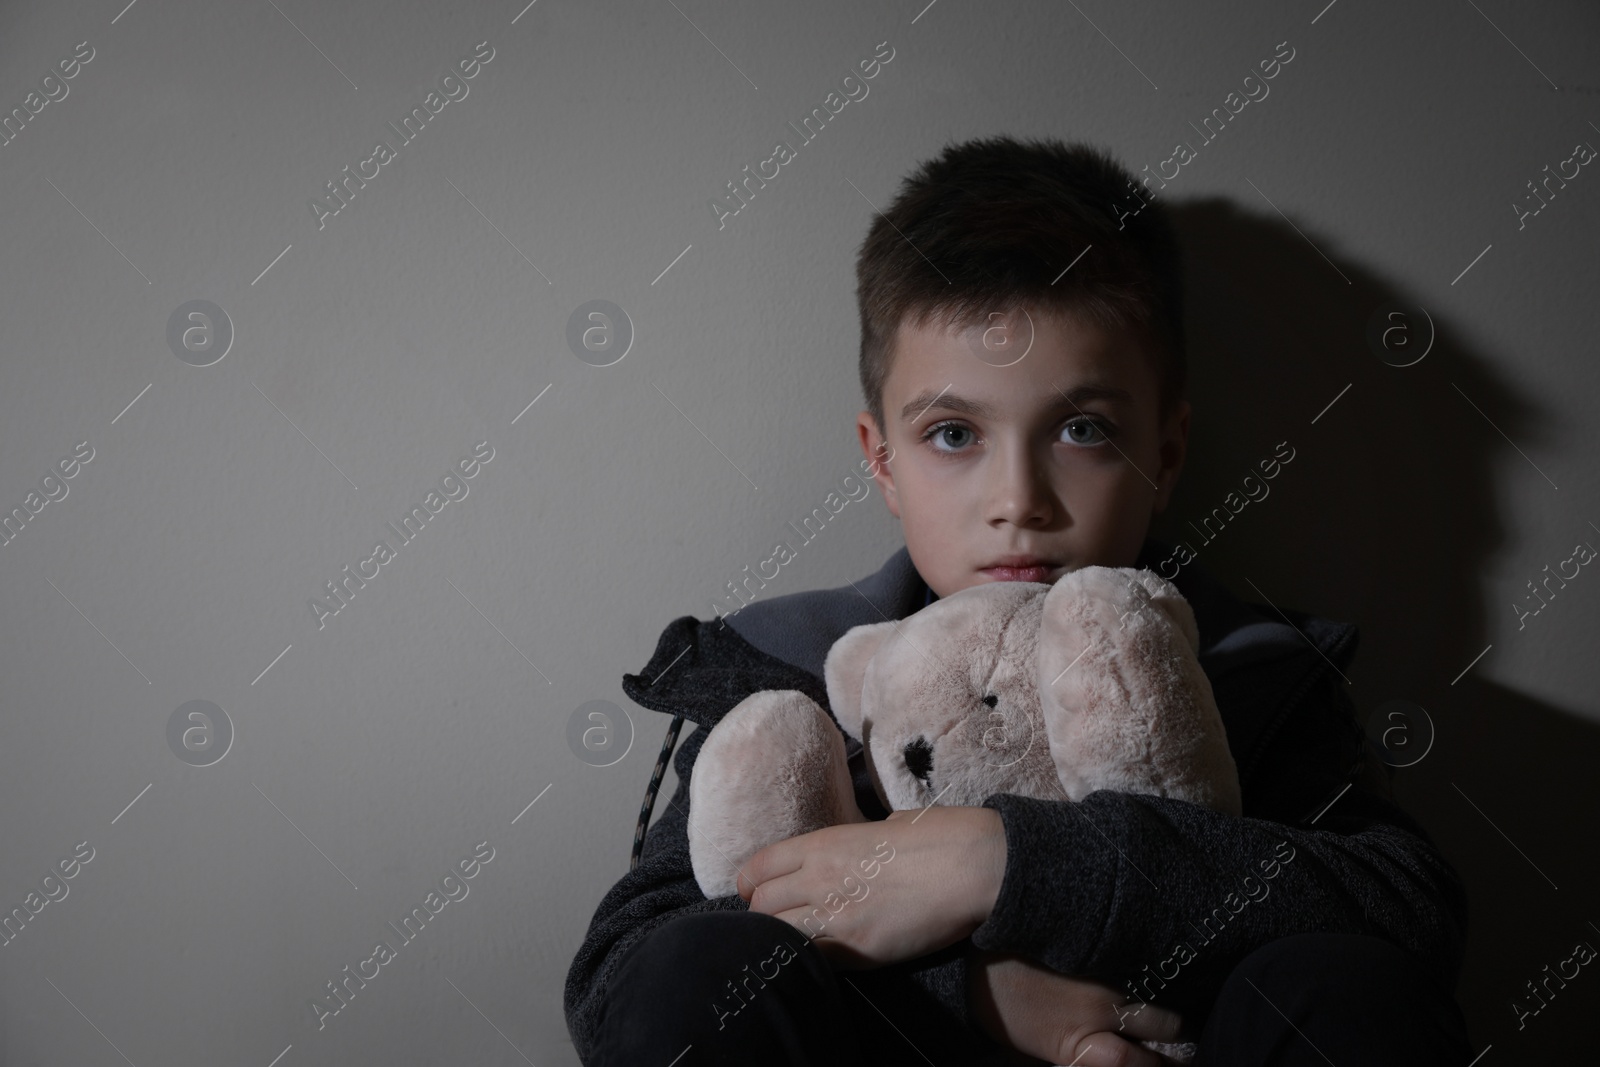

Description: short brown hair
[854,135,1186,435]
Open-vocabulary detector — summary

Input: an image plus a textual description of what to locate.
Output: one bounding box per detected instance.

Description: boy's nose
[987,443,1055,527]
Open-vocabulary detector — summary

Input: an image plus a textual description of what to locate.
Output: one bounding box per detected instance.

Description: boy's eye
[1061,417,1110,446]
[922,421,975,452]
[919,417,1112,454]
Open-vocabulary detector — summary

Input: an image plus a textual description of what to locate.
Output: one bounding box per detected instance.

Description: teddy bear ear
[823,620,900,743]
[1118,567,1200,652]
[1037,565,1200,659]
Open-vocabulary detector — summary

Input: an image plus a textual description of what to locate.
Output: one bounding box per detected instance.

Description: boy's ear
[856,411,900,518]
[823,619,898,742]
[1152,398,1190,515]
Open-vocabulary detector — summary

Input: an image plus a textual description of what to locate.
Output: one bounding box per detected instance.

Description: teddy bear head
[822,567,1204,814]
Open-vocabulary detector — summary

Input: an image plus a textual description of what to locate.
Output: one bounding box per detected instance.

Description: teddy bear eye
[982,694,998,708]
[903,736,933,784]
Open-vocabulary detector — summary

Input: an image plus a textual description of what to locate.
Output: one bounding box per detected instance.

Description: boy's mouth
[978,557,1061,582]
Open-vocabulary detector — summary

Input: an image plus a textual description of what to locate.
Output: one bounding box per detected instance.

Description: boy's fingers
[734,849,767,899]
[1061,1030,1169,1067]
[1105,996,1187,1043]
[735,851,772,899]
[747,874,814,918]
[735,838,806,899]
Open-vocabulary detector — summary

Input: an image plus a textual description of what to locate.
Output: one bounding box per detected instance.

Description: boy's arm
[969,672,1470,1020]
[562,722,746,1063]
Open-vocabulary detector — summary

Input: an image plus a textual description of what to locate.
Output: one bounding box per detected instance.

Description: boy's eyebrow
[899,383,1136,423]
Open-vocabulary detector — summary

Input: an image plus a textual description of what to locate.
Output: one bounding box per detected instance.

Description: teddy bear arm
[687,689,867,898]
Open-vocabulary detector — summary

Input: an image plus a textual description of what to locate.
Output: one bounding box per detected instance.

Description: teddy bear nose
[904,736,933,785]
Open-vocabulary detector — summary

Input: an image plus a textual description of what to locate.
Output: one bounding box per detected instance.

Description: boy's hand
[967,948,1192,1067]
[737,806,1006,969]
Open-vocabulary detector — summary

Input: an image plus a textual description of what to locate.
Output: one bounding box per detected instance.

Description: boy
[565,135,1474,1065]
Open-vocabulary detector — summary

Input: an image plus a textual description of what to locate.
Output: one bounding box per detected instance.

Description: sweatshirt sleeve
[969,670,1471,1019]
[562,722,749,1063]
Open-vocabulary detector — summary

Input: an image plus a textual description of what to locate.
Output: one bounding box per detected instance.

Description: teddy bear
[687,564,1242,1064]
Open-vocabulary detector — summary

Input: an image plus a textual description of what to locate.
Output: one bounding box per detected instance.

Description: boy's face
[856,304,1189,599]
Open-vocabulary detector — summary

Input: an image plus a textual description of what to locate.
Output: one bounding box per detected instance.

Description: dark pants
[587,912,1475,1066]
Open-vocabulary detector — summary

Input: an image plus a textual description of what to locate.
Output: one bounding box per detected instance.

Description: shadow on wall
[1160,197,1591,1056]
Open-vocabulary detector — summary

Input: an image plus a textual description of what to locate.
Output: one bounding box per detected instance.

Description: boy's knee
[605,910,826,1025]
[1197,932,1472,1064]
[618,910,812,983]
[1231,931,1429,1000]
[592,911,849,1066]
